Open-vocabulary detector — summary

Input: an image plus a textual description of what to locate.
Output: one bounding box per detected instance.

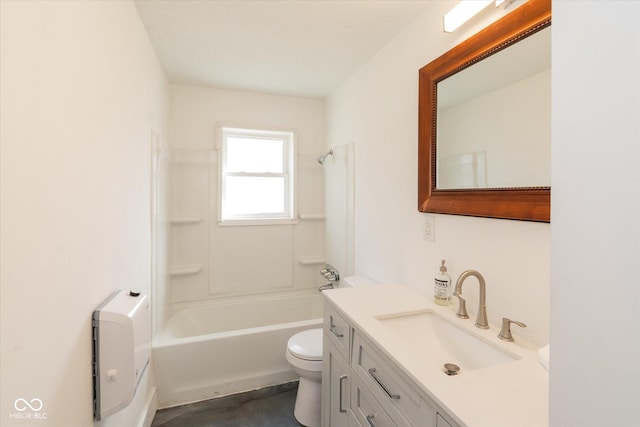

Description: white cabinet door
[323,335,351,427]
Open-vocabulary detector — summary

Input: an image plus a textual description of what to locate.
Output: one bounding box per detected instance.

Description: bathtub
[153,291,324,408]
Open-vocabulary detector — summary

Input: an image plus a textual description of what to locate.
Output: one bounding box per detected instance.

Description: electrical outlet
[423,215,435,241]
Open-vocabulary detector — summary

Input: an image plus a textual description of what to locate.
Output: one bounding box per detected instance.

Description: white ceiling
[134,0,435,98]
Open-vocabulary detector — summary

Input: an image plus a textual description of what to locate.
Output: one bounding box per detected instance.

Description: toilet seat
[286,328,324,427]
[286,350,322,373]
[287,328,323,361]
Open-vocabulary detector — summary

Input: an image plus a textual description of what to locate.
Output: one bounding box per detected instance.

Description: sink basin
[376,310,518,373]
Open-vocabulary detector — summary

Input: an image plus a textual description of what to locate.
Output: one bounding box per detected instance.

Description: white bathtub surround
[325,284,548,427]
[153,291,323,408]
[154,85,330,409]
[166,85,327,305]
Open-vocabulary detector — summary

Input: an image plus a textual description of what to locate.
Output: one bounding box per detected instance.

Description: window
[219,127,296,225]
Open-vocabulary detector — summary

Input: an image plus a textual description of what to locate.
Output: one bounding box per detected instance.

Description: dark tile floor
[151,381,303,427]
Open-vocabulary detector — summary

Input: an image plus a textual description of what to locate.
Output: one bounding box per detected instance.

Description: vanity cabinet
[322,303,353,427]
[322,301,460,427]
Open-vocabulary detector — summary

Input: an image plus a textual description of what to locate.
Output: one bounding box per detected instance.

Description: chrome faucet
[318,283,335,292]
[318,264,340,292]
[453,270,489,329]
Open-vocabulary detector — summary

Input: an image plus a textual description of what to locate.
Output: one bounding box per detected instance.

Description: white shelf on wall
[170,217,204,225]
[298,214,325,220]
[168,265,203,276]
[298,258,326,265]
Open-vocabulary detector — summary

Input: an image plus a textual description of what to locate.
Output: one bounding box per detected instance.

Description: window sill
[217,218,298,227]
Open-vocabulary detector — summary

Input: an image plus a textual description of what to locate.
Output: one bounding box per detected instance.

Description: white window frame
[218,126,297,226]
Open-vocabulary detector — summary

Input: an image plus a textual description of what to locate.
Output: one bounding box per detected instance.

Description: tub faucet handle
[319,264,340,283]
[324,273,338,281]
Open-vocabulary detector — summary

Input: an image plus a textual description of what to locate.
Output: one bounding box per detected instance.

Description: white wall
[167,85,326,305]
[326,1,550,346]
[0,1,168,426]
[551,1,640,426]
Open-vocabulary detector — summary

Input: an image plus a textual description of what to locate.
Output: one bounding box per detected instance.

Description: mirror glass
[436,27,550,190]
[418,0,551,222]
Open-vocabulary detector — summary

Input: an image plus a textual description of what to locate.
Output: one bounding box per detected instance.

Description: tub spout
[318,283,335,292]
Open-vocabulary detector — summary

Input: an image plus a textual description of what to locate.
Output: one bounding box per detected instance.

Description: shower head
[317,149,334,165]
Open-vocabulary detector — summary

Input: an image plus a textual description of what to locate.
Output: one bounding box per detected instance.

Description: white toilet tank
[341,275,379,288]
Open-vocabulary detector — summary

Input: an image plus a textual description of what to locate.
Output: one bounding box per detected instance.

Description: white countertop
[323,284,549,427]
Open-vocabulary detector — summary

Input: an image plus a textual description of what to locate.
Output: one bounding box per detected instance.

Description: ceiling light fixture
[443,0,506,33]
[495,0,517,8]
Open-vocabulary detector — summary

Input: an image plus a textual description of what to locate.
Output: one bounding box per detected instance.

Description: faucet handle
[453,291,469,319]
[320,264,340,282]
[498,318,527,342]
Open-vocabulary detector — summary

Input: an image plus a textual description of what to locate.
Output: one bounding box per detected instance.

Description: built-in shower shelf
[169,265,203,276]
[170,217,204,225]
[298,258,326,265]
[298,214,325,220]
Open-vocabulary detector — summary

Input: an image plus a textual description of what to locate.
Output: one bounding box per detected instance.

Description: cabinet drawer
[353,331,435,426]
[324,302,351,360]
[352,378,398,427]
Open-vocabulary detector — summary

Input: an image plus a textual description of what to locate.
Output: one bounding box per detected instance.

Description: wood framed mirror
[418,0,551,222]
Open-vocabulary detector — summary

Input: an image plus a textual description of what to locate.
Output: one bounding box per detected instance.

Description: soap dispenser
[434,259,451,306]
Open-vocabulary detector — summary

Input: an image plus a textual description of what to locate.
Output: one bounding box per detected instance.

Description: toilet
[286,328,323,427]
[286,275,378,427]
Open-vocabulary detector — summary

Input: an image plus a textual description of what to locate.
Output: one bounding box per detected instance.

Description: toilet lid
[287,328,323,361]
